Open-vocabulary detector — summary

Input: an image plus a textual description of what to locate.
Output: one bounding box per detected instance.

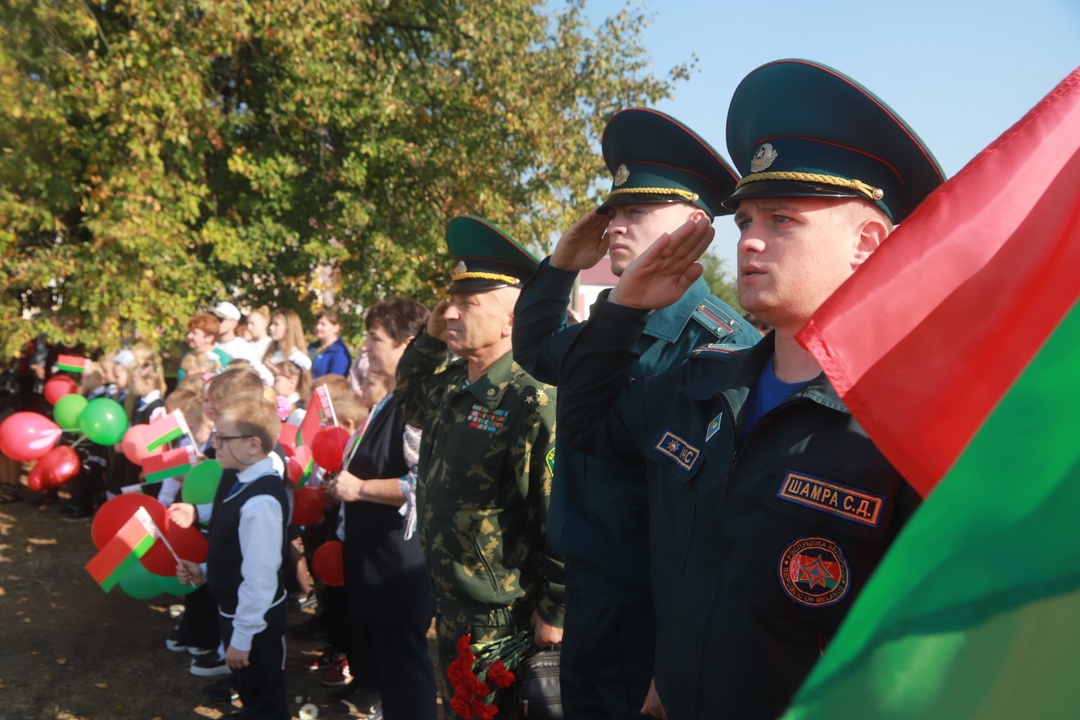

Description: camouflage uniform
[396,327,564,716]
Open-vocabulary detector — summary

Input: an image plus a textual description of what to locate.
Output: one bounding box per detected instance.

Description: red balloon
[140,519,208,576]
[35,445,81,489]
[0,412,63,462]
[91,494,167,550]
[278,422,299,458]
[287,445,313,484]
[312,540,344,587]
[119,424,163,467]
[44,375,80,406]
[310,426,350,473]
[291,486,324,526]
[26,463,47,492]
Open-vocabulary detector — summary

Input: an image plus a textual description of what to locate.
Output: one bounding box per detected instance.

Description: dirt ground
[0,483,436,720]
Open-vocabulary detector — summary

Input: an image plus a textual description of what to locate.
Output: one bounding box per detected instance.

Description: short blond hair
[215,396,281,454]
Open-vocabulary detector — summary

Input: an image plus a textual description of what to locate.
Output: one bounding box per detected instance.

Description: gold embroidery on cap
[453,270,520,284]
[605,187,699,203]
[736,171,884,203]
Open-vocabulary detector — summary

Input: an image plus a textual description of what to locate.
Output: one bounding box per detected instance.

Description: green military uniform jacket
[396,329,565,629]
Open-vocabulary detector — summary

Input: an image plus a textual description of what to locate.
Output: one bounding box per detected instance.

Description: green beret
[446,215,540,294]
[725,59,945,223]
[598,108,739,219]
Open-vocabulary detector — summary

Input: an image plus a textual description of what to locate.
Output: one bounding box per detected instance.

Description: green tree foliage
[0,0,690,357]
[699,249,742,314]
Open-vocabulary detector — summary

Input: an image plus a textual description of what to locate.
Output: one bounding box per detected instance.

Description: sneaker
[164,637,190,653]
[202,676,239,704]
[320,655,352,687]
[190,654,231,677]
[187,645,217,657]
[306,647,341,673]
[289,591,318,611]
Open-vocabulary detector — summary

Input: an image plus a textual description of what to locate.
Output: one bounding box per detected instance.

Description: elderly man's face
[442,287,517,359]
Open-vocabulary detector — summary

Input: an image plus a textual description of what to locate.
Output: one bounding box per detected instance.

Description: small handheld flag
[142,446,199,484]
[299,385,337,446]
[56,354,88,374]
[85,509,156,592]
[145,409,193,452]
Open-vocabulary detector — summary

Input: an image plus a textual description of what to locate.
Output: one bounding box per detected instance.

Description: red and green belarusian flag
[142,445,199,484]
[56,354,87,373]
[784,68,1080,718]
[298,384,337,446]
[85,507,157,592]
[144,409,191,451]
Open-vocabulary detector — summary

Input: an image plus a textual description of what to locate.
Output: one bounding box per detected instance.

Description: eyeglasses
[210,429,253,446]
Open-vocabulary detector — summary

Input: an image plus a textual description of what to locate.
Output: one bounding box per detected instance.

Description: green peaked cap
[725,59,946,223]
[599,108,739,219]
[446,215,540,294]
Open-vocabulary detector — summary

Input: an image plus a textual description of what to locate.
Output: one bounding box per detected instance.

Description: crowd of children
[5,300,402,719]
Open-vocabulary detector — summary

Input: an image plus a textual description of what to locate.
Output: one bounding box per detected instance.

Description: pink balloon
[0,412,63,462]
[44,375,79,406]
[119,424,163,467]
[36,445,81,489]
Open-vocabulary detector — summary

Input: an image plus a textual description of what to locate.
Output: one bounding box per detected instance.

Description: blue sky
[581,0,1080,272]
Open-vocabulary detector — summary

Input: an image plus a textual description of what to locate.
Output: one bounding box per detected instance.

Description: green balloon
[155,573,199,596]
[53,394,89,430]
[181,460,223,505]
[118,561,162,600]
[79,397,129,445]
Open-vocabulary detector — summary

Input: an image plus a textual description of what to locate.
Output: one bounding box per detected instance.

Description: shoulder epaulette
[690,297,745,340]
[689,342,754,360]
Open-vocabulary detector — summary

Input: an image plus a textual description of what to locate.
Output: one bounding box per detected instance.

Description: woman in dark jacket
[326,297,435,720]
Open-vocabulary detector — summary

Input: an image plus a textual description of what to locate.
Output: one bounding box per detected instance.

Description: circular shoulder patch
[778,536,850,607]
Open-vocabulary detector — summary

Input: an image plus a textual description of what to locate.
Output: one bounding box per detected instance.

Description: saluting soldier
[395,215,564,716]
[555,59,946,719]
[512,108,761,719]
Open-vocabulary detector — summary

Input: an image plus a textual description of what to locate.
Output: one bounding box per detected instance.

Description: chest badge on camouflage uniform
[778,536,850,607]
[655,431,700,471]
[467,403,509,433]
[705,413,723,442]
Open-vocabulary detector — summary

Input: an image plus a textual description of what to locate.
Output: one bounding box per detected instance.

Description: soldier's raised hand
[550,207,611,271]
[428,299,450,343]
[608,217,714,310]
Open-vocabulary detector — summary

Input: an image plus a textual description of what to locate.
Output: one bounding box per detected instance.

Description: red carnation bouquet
[448,630,534,719]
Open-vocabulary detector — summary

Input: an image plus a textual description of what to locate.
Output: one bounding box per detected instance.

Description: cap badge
[454,261,468,276]
[750,143,778,174]
[613,164,631,187]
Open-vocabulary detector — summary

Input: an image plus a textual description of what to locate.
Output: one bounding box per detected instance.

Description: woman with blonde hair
[263,311,311,371]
